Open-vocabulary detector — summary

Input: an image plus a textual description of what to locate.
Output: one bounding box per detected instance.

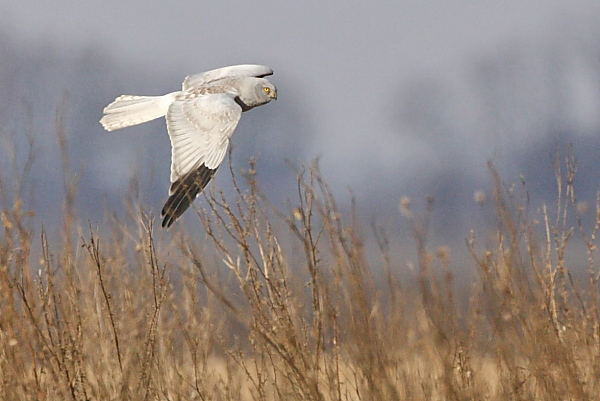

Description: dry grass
[1,120,600,400]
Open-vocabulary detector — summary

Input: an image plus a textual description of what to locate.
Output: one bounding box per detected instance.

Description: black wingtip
[161,214,173,229]
[160,164,217,228]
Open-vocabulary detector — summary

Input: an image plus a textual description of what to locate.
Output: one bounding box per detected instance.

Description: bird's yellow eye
[263,87,270,93]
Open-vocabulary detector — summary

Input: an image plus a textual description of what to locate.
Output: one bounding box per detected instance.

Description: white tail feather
[100,92,179,131]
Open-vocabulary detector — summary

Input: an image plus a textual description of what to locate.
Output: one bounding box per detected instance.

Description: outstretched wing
[161,93,242,228]
[182,64,272,91]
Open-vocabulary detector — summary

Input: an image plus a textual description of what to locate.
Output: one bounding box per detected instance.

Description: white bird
[100,64,277,228]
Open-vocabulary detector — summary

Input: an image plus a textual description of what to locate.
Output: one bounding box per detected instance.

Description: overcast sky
[4,2,595,161]
[1,1,600,234]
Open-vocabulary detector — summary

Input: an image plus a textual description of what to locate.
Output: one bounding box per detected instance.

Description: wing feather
[182,64,272,90]
[161,92,242,227]
[161,165,216,228]
[166,94,241,184]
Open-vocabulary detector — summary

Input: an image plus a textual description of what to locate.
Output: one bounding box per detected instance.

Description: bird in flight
[100,64,277,228]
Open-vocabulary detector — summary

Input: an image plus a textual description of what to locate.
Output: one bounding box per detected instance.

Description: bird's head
[236,77,277,110]
[260,81,277,101]
[255,78,277,102]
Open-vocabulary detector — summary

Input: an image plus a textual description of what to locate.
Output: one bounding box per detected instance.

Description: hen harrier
[100,64,277,228]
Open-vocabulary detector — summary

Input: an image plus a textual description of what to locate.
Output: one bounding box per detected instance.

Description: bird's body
[100,64,277,227]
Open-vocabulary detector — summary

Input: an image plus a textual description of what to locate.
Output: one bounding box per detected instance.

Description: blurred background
[1,1,599,250]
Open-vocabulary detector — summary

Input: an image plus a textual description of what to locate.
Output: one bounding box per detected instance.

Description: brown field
[1,127,600,400]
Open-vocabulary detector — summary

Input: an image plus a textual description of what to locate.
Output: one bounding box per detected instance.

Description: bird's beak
[269,89,277,100]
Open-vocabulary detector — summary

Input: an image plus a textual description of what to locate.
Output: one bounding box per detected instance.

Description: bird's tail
[100,92,179,131]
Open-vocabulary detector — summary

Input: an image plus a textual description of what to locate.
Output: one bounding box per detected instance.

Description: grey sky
[1,1,600,233]
[3,2,593,147]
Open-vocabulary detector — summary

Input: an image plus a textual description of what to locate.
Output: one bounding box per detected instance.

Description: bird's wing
[182,64,272,91]
[161,93,242,227]
[166,93,242,184]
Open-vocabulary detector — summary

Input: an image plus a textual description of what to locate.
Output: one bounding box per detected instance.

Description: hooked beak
[269,89,277,100]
